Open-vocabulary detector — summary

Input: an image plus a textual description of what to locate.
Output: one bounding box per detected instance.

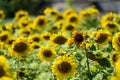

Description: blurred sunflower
[72,30,86,46]
[41,32,51,41]
[33,15,47,30]
[102,21,119,32]
[66,13,79,24]
[18,16,32,28]
[31,42,40,50]
[112,32,120,51]
[56,14,64,21]
[9,37,30,57]
[109,75,120,80]
[52,55,77,80]
[101,12,119,25]
[63,8,76,18]
[39,46,56,61]
[62,22,76,33]
[6,23,17,32]
[49,26,59,33]
[0,9,5,20]
[110,51,120,65]
[44,8,52,15]
[50,32,68,46]
[56,21,64,29]
[91,30,112,47]
[0,55,13,79]
[15,10,29,20]
[114,56,120,77]
[29,34,41,43]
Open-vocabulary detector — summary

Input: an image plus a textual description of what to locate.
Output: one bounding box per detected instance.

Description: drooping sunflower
[50,32,68,46]
[66,13,79,24]
[41,32,51,41]
[110,51,120,65]
[33,15,47,30]
[101,21,119,32]
[9,37,30,57]
[112,32,120,51]
[0,9,5,20]
[72,30,86,46]
[18,16,32,28]
[31,42,40,50]
[29,34,41,43]
[62,22,76,33]
[39,46,56,61]
[91,30,112,47]
[0,55,13,79]
[15,10,29,20]
[52,55,77,80]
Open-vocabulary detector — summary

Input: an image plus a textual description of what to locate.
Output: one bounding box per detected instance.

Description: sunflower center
[18,71,25,77]
[43,35,50,40]
[51,12,57,15]
[58,62,72,73]
[112,54,118,62]
[33,45,40,49]
[38,19,45,26]
[43,50,52,57]
[0,34,8,42]
[66,25,74,30]
[0,66,5,77]
[83,13,91,17]
[23,31,30,35]
[70,17,77,22]
[8,40,14,45]
[75,34,84,43]
[0,14,2,18]
[13,42,28,53]
[107,23,116,28]
[19,14,25,18]
[22,23,28,27]
[95,33,108,43]
[57,15,63,20]
[33,37,40,42]
[117,37,120,47]
[53,36,67,45]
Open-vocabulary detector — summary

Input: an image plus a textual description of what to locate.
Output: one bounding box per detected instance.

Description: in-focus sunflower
[39,46,56,61]
[50,32,68,46]
[72,30,86,46]
[110,51,120,65]
[112,32,120,51]
[52,55,77,80]
[66,13,79,24]
[15,10,29,20]
[18,16,32,28]
[41,32,51,41]
[91,30,112,47]
[33,15,47,30]
[0,9,5,20]
[0,55,13,79]
[9,37,30,57]
[102,21,119,32]
[62,22,76,32]
[29,34,41,43]
[31,42,40,50]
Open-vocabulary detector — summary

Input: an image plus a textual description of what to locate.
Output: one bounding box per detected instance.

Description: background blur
[0,0,120,18]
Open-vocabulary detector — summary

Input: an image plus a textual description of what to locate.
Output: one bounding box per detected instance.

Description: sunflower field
[0,6,120,80]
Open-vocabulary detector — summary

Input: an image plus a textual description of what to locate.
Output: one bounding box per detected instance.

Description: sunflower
[66,13,79,24]
[9,37,30,57]
[18,27,32,37]
[49,26,59,33]
[0,9,5,20]
[39,46,56,61]
[0,31,10,44]
[102,21,119,32]
[62,22,76,32]
[18,16,32,28]
[41,32,51,41]
[0,55,13,79]
[6,23,17,32]
[50,8,59,18]
[56,14,64,21]
[63,9,76,18]
[87,7,99,16]
[101,12,119,25]
[44,8,52,15]
[109,75,120,80]
[5,37,15,48]
[15,10,29,20]
[72,30,86,46]
[112,32,120,51]
[33,15,47,30]
[31,42,40,50]
[110,51,120,65]
[56,21,64,29]
[114,56,120,77]
[52,55,77,80]
[50,32,68,46]
[29,34,41,43]
[91,30,112,47]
